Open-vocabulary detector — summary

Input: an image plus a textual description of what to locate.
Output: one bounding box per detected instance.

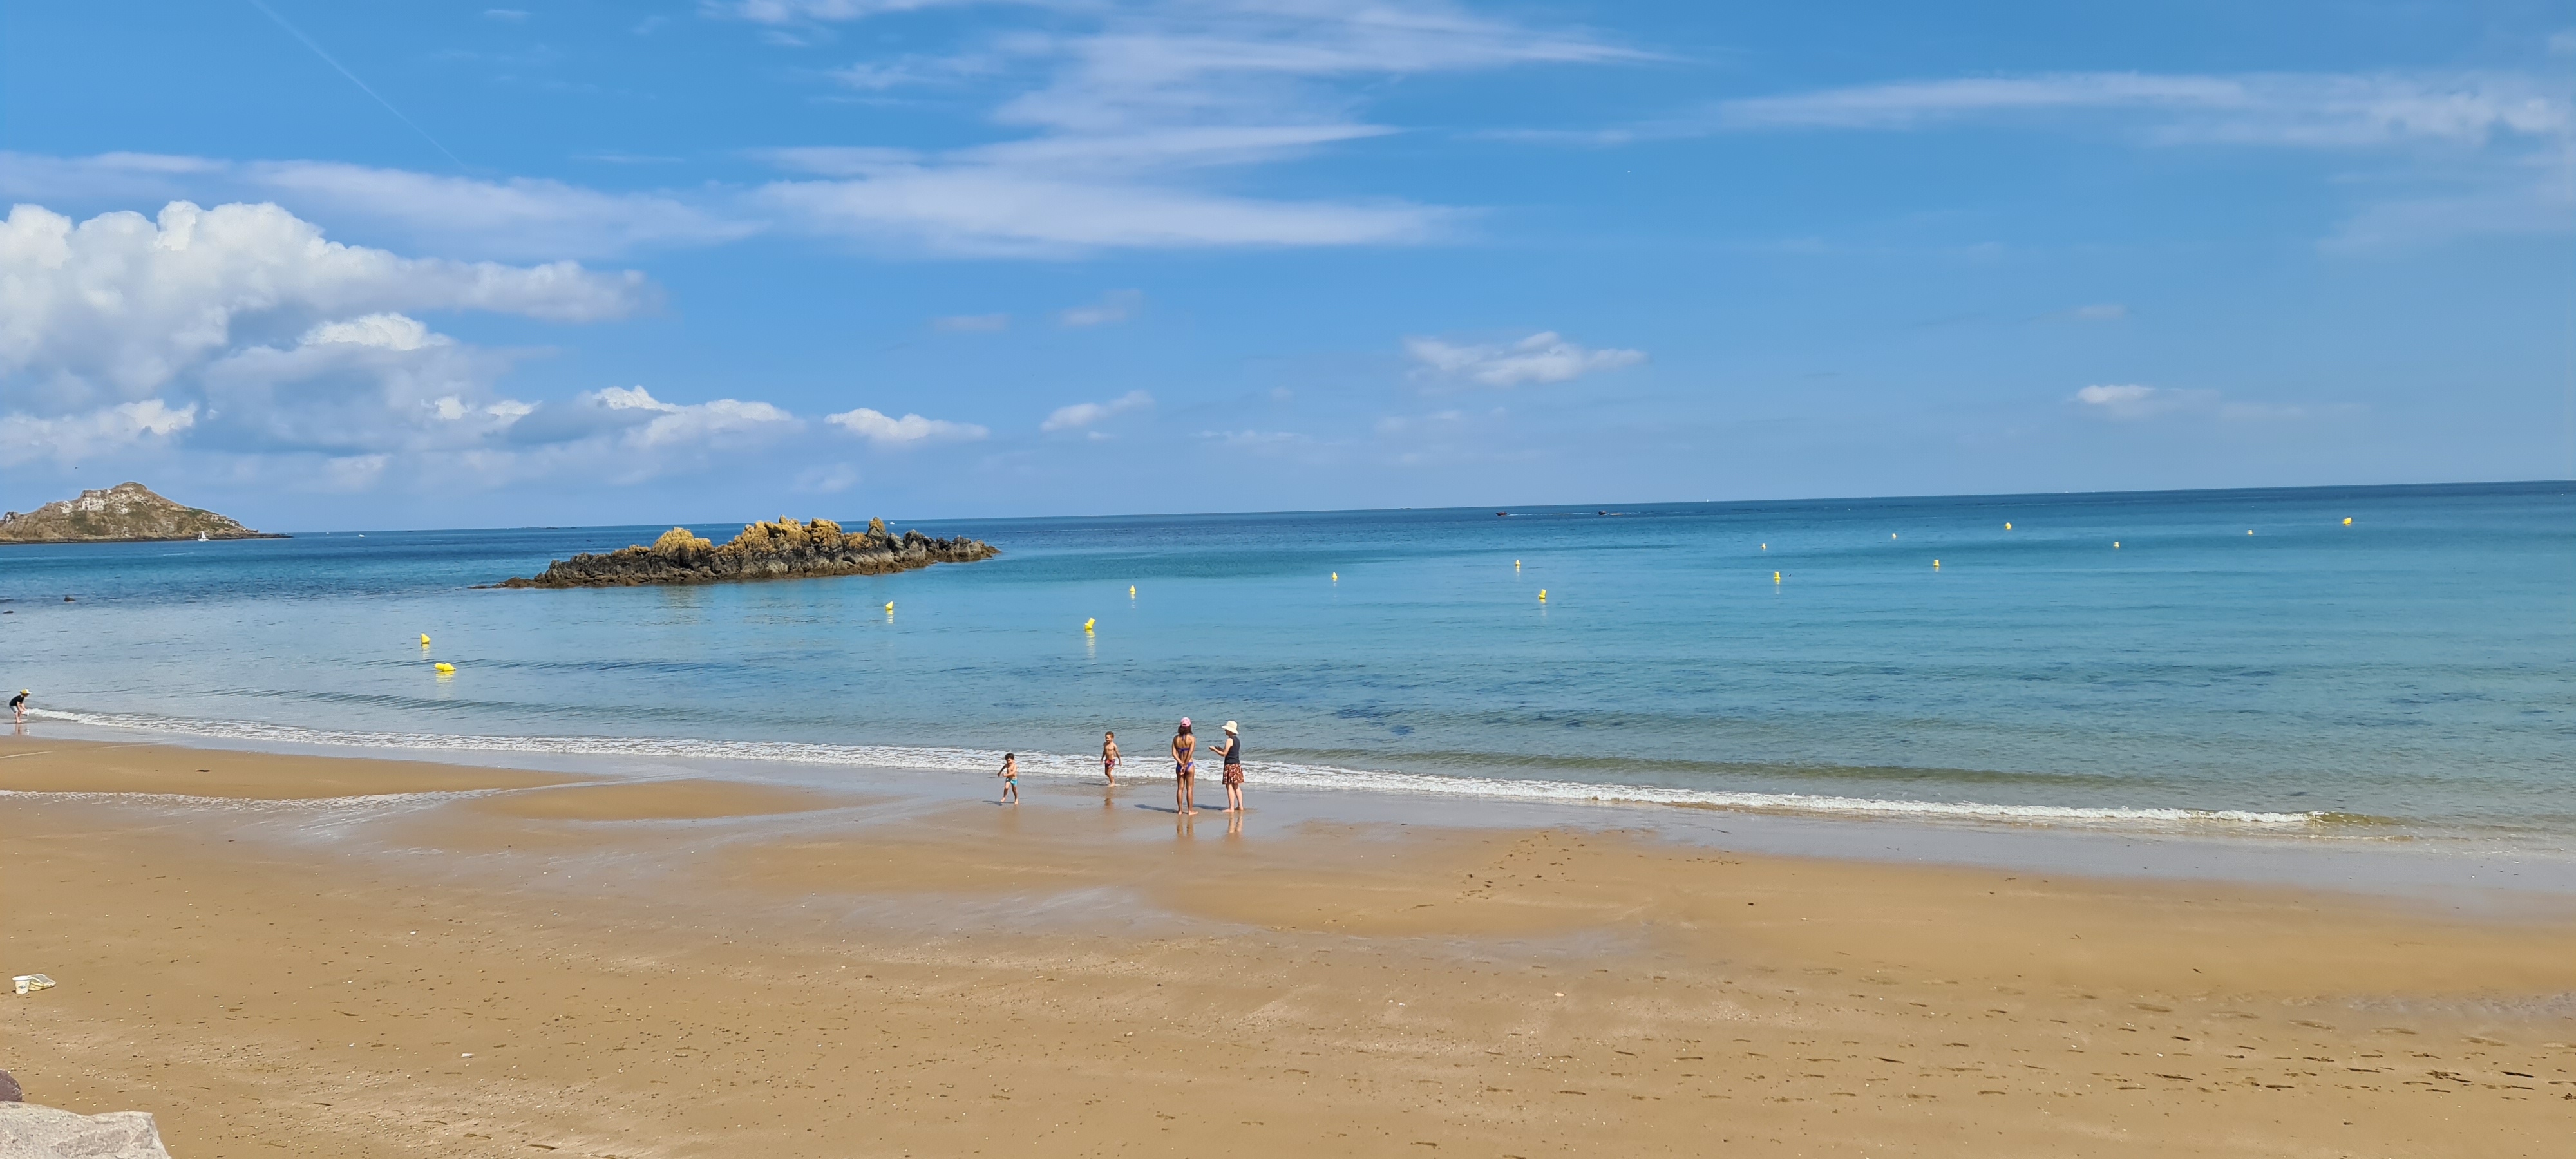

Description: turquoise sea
[4,482,2570,847]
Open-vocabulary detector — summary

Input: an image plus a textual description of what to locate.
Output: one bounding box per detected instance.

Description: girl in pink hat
[1170,718,1199,816]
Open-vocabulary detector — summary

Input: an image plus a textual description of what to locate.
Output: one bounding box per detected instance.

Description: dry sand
[4,735,2572,1157]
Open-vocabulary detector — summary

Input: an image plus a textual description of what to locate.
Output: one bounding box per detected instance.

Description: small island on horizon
[489,516,998,589]
[0,482,282,544]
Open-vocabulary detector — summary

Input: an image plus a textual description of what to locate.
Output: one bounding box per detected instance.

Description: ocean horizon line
[176,476,2576,539]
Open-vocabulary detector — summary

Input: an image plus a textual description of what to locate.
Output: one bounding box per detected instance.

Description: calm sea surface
[4,483,2570,845]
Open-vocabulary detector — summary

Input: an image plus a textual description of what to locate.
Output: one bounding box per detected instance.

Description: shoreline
[4,734,2573,1157]
[21,713,2576,901]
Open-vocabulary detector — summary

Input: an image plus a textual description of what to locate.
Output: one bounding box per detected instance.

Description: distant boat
[197,532,209,541]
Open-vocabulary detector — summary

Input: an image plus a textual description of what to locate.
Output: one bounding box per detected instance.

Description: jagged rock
[0,1102,173,1159]
[0,1070,18,1102]
[489,518,998,589]
[0,482,279,544]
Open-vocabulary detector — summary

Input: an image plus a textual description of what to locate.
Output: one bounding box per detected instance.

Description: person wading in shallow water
[9,689,26,725]
[1101,730,1121,786]
[1171,719,1199,816]
[1214,721,1246,813]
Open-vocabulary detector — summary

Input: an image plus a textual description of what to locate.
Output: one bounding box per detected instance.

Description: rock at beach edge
[0,1101,176,1159]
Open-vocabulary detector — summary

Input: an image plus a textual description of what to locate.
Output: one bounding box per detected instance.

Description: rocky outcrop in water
[492,517,997,589]
[0,482,279,543]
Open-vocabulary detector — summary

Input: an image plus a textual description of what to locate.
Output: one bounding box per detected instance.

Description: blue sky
[1,1,2569,529]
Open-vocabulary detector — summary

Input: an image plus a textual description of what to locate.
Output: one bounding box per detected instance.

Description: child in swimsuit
[1101,731,1120,786]
[998,752,1018,804]
[1171,719,1198,816]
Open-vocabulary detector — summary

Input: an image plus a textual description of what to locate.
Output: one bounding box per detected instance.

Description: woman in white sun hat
[1215,721,1245,813]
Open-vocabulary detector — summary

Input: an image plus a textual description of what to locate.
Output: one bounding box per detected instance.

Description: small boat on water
[197,532,209,541]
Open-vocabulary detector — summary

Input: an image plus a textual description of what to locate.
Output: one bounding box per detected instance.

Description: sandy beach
[5,735,2573,1158]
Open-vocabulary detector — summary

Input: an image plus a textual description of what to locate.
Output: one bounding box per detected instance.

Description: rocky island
[0,482,280,543]
[491,516,996,589]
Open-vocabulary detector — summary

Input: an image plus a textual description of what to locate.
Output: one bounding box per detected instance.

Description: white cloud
[831,51,1004,91]
[1404,332,1645,387]
[726,0,974,21]
[245,161,758,259]
[1484,70,2573,247]
[10,3,1602,265]
[0,201,646,420]
[484,8,530,21]
[2071,383,2339,422]
[826,406,989,445]
[1716,71,2571,146]
[195,314,534,454]
[303,312,450,350]
[1700,71,2576,248]
[585,385,800,448]
[0,153,757,261]
[736,1,1634,254]
[934,313,1011,332]
[0,399,198,466]
[0,202,806,491]
[1041,389,1153,431]
[1058,289,1142,326]
[755,166,1443,254]
[2072,384,2179,419]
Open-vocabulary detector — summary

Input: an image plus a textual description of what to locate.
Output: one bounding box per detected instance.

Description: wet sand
[4,735,2573,1157]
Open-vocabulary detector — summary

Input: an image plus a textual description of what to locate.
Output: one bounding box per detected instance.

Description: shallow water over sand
[4,481,2569,847]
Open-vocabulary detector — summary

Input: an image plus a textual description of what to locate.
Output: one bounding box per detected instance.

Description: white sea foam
[29,708,2324,829]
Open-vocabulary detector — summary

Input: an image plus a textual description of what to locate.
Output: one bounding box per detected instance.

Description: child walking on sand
[998,752,1019,804]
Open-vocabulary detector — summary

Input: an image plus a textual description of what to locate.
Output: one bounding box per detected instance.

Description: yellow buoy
[1537,589,1547,601]
[1773,571,1782,583]
[1933,560,1941,569]
[885,601,895,612]
[418,634,431,646]
[1083,618,1095,633]
[1513,560,1521,569]
[1760,543,1767,550]
[2342,517,2353,526]
[2247,530,2254,535]
[1129,585,1137,596]
[1891,533,1897,540]
[2004,522,2012,530]
[1331,572,1338,581]
[2114,541,2121,548]
[433,663,455,673]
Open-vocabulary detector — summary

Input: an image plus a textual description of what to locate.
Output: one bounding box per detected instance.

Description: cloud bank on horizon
[0,0,2566,525]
